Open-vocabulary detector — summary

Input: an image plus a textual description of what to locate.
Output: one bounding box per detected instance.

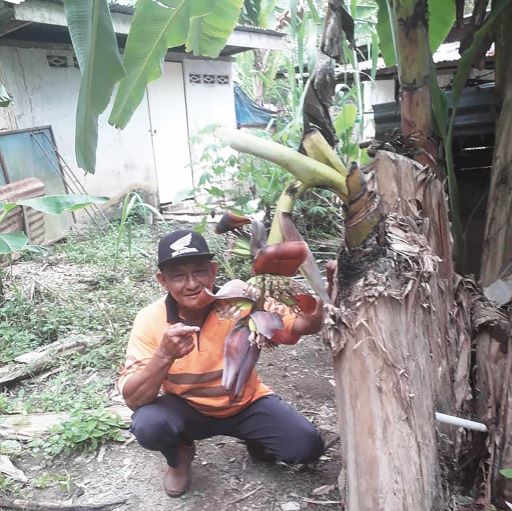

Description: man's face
[157,257,217,310]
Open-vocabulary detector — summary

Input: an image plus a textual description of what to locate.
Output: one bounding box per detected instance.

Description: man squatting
[118,229,325,498]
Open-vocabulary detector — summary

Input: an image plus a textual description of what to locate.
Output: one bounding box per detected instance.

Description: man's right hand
[123,323,201,410]
[156,323,200,360]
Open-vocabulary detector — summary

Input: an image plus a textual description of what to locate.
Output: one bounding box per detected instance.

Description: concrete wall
[362,79,395,140]
[182,58,236,174]
[0,45,238,223]
[0,45,158,211]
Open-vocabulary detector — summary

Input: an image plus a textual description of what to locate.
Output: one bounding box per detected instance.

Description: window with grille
[188,73,230,85]
[46,55,69,68]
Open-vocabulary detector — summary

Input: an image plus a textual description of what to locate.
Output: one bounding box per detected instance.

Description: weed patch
[30,408,125,457]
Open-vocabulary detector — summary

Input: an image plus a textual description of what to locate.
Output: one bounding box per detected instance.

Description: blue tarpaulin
[234,84,275,128]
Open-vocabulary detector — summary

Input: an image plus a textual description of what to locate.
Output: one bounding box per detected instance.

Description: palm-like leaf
[14,195,109,214]
[0,232,28,255]
[110,0,243,129]
[109,0,191,129]
[64,0,125,172]
[186,0,244,57]
[0,194,109,256]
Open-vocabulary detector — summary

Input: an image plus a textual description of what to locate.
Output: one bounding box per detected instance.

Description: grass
[0,222,168,455]
[0,219,250,460]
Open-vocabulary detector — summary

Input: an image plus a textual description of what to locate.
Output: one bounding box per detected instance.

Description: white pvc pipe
[435,412,488,433]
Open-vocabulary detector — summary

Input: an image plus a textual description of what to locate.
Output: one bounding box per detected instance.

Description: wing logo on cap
[170,233,192,251]
[170,233,198,257]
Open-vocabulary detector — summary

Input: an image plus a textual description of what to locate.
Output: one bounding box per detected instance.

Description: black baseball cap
[157,229,214,269]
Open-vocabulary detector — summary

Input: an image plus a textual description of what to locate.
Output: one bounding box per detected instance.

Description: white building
[0,0,285,236]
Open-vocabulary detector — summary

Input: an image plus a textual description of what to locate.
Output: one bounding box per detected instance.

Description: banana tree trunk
[479,3,512,505]
[327,151,459,509]
[389,0,438,167]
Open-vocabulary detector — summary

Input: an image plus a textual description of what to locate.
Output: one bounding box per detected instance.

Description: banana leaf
[0,232,28,255]
[110,0,243,129]
[186,0,244,57]
[14,195,109,215]
[64,0,125,172]
[109,0,192,129]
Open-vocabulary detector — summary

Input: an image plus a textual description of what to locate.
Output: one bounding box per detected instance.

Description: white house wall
[362,79,395,140]
[0,45,158,210]
[182,59,236,170]
[147,61,191,205]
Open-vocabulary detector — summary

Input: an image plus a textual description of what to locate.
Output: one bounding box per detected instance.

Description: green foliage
[20,371,111,414]
[30,408,125,457]
[193,135,290,221]
[108,0,243,130]
[500,468,512,479]
[0,393,13,415]
[0,289,58,362]
[375,0,455,67]
[0,474,19,496]
[33,472,72,491]
[0,194,109,256]
[186,0,245,56]
[206,232,253,282]
[1,224,164,370]
[65,1,244,170]
[115,191,168,263]
[63,0,125,172]
[428,0,455,52]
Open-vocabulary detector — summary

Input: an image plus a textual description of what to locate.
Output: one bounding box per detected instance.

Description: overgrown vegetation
[0,222,166,460]
[30,408,125,457]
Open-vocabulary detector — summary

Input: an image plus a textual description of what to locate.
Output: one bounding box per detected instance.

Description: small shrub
[30,408,125,457]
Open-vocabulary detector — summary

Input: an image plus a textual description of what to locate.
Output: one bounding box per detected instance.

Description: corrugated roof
[12,0,137,14]
[336,41,495,76]
[10,1,285,36]
[234,25,286,37]
[108,0,136,15]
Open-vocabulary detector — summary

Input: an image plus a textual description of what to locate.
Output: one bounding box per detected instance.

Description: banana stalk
[268,181,308,244]
[302,129,348,177]
[215,127,348,201]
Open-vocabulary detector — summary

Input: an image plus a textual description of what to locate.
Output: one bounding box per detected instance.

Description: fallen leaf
[0,454,27,482]
[312,484,335,496]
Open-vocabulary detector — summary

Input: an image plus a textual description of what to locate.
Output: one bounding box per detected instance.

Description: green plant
[30,408,125,457]
[114,191,168,263]
[193,135,290,222]
[0,195,108,258]
[21,371,111,414]
[0,393,13,415]
[33,471,72,491]
[500,468,512,479]
[0,474,19,496]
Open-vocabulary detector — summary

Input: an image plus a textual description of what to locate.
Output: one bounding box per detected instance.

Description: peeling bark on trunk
[478,3,512,505]
[326,150,511,509]
[326,151,456,509]
[480,10,512,286]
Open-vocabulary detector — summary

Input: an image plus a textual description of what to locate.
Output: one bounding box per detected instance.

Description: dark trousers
[130,394,325,467]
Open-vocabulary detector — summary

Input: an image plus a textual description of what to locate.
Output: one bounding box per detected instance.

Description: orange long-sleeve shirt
[118,294,298,418]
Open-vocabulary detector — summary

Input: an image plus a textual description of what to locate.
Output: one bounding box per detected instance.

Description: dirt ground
[15,338,341,511]
[2,260,342,511]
